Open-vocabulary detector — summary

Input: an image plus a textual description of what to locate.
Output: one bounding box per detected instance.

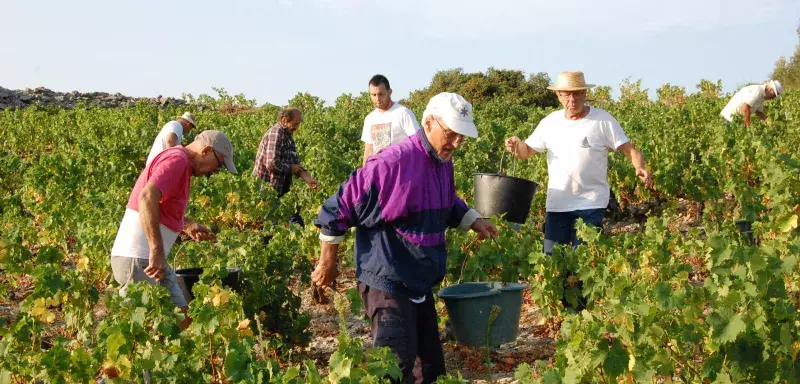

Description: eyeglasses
[435,118,465,145]
[557,91,586,100]
[213,150,225,170]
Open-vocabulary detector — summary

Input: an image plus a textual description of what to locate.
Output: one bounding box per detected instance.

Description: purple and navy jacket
[314,130,479,297]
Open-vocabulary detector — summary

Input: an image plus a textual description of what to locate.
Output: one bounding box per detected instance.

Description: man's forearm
[139,194,164,256]
[629,147,646,170]
[741,104,752,128]
[362,144,373,167]
[516,142,535,160]
[290,162,309,173]
[320,241,339,265]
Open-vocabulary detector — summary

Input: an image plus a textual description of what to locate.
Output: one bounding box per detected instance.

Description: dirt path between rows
[299,269,557,383]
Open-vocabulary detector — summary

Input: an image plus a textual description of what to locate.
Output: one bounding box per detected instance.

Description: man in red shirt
[110,130,237,326]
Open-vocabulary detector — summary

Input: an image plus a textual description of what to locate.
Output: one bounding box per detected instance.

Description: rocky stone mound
[0,86,188,110]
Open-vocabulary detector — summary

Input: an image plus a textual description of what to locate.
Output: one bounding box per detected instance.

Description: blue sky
[1,0,798,105]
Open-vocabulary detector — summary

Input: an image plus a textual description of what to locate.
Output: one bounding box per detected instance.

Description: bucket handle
[499,148,506,175]
[457,237,481,284]
[456,236,505,285]
[498,145,519,177]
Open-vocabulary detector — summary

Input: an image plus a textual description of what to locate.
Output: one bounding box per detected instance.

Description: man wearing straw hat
[313,92,499,383]
[720,79,784,128]
[145,112,197,167]
[505,71,653,309]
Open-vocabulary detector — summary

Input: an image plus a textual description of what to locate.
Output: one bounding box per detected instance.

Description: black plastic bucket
[175,267,242,302]
[734,219,752,233]
[734,220,756,246]
[473,173,538,224]
[438,282,527,346]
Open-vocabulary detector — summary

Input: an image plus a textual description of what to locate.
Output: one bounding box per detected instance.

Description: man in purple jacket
[312,92,499,383]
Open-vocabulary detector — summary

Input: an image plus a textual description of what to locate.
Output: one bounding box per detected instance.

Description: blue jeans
[542,208,604,311]
[543,209,605,255]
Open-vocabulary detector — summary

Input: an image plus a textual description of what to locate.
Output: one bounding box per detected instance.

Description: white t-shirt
[525,107,630,212]
[721,84,766,122]
[360,103,420,153]
[145,121,183,167]
[110,209,179,260]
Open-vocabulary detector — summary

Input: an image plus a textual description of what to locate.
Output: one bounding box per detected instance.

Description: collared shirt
[253,123,303,195]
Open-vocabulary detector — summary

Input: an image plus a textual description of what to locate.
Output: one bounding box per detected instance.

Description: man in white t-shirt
[505,71,654,309]
[361,74,420,166]
[720,79,783,128]
[145,112,196,167]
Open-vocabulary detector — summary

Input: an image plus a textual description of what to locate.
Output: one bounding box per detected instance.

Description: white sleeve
[604,115,630,150]
[160,122,182,147]
[523,121,547,153]
[401,109,421,136]
[457,209,481,231]
[319,233,345,245]
[169,123,183,143]
[361,116,372,144]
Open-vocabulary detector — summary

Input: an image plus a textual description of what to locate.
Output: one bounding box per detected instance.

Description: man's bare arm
[740,104,753,128]
[165,133,178,148]
[362,143,374,167]
[139,183,167,281]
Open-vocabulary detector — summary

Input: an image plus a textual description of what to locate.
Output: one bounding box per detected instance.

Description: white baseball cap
[421,92,478,138]
[769,80,784,97]
[181,112,196,126]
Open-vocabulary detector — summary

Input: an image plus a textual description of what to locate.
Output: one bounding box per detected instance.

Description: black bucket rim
[175,267,204,276]
[175,266,242,276]
[473,172,539,187]
[438,282,503,300]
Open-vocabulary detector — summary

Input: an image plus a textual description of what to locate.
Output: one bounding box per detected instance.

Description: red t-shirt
[126,146,192,232]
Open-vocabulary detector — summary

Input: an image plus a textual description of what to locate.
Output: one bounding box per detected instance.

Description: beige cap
[194,130,238,174]
[547,71,596,91]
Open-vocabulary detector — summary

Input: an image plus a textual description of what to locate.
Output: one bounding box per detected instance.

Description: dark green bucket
[438,282,527,346]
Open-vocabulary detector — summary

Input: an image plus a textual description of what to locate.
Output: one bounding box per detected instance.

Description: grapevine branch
[666,342,705,383]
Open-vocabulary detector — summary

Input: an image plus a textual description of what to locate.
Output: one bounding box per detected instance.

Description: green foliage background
[1,68,799,382]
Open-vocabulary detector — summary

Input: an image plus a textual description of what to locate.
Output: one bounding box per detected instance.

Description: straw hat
[547,71,595,91]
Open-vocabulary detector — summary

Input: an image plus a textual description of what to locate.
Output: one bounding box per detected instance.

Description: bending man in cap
[110,130,237,327]
[505,71,653,310]
[361,74,420,166]
[720,79,783,128]
[313,93,499,384]
[145,112,196,167]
